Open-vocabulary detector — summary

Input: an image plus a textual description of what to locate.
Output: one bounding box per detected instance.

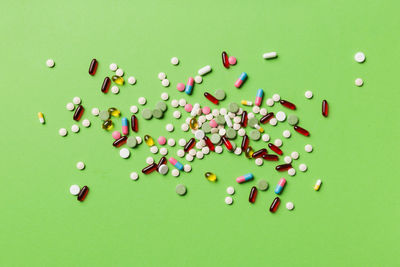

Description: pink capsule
[121,117,129,135]
[234,72,247,88]
[255,89,264,106]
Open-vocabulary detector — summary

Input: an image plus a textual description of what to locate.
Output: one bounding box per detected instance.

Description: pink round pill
[158,136,166,145]
[112,131,121,140]
[184,104,193,112]
[228,56,237,65]
[202,106,211,115]
[209,119,218,128]
[177,83,185,92]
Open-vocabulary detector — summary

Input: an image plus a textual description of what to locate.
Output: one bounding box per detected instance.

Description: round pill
[158,136,167,145]
[305,144,313,152]
[276,111,286,122]
[183,164,192,172]
[177,149,185,157]
[178,139,186,146]
[247,112,255,119]
[220,108,227,115]
[109,63,117,71]
[249,130,261,141]
[255,180,268,191]
[227,186,235,195]
[234,147,242,155]
[233,123,241,131]
[282,130,291,138]
[196,151,204,159]
[286,202,294,210]
[354,52,365,63]
[71,124,80,133]
[305,90,313,99]
[176,184,186,195]
[266,98,274,106]
[211,134,221,144]
[111,86,119,94]
[269,118,278,126]
[69,185,80,195]
[142,109,153,120]
[138,97,147,105]
[238,128,246,136]
[252,106,260,114]
[272,94,281,102]
[150,146,158,154]
[260,108,267,116]
[189,149,196,156]
[166,124,174,132]
[194,75,202,84]
[161,92,169,100]
[291,151,299,160]
[161,79,170,87]
[284,156,292,164]
[158,164,169,175]
[225,196,233,205]
[130,172,139,180]
[255,158,263,166]
[262,134,270,142]
[194,130,205,140]
[202,146,210,154]
[146,157,154,164]
[136,136,142,144]
[287,115,299,126]
[46,59,55,67]
[184,104,193,113]
[177,83,185,92]
[91,108,100,116]
[160,147,168,156]
[226,128,236,139]
[126,136,137,148]
[215,146,223,154]
[171,99,179,107]
[158,72,166,80]
[355,78,363,86]
[76,161,85,170]
[299,163,307,172]
[66,103,75,111]
[228,56,237,65]
[179,99,187,107]
[288,168,296,176]
[215,89,226,101]
[152,109,163,119]
[172,169,180,177]
[248,117,258,127]
[171,57,179,65]
[274,139,283,147]
[120,148,130,158]
[167,138,176,146]
[202,107,211,115]
[173,111,181,119]
[130,105,138,114]
[218,128,226,136]
[82,119,91,127]
[59,128,67,136]
[128,76,136,85]
[73,97,81,105]
[99,110,110,121]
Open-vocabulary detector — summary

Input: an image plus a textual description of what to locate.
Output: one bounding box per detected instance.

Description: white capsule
[234,147,242,155]
[263,52,277,59]
[82,119,90,127]
[212,109,219,117]
[179,98,187,107]
[220,108,227,115]
[266,98,274,106]
[179,139,187,147]
[158,164,169,175]
[71,124,80,133]
[225,196,233,205]
[205,114,213,121]
[171,169,180,177]
[198,115,206,123]
[226,186,235,195]
[233,123,241,130]
[167,138,176,147]
[198,65,212,76]
[224,114,233,128]
[76,161,85,170]
[120,148,130,159]
[130,172,139,180]
[194,130,205,140]
[59,128,67,136]
[191,103,200,117]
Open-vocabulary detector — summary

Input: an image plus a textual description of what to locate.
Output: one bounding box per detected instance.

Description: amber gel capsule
[241,134,249,151]
[204,136,215,151]
[262,154,279,161]
[73,105,84,121]
[268,143,283,155]
[101,77,111,93]
[204,92,219,105]
[270,197,280,213]
[241,111,248,127]
[280,100,296,110]
[260,112,274,124]
[222,51,229,68]
[184,138,196,152]
[275,163,292,172]
[221,135,233,151]
[294,125,310,137]
[252,148,267,159]
[249,186,258,203]
[322,100,329,117]
[113,136,127,147]
[77,186,89,202]
[131,115,138,132]
[88,59,98,75]
[142,163,157,174]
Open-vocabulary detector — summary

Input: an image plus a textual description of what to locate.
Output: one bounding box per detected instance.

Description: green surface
[1,0,399,266]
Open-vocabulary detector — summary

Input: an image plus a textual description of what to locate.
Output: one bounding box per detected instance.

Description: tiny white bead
[46,59,55,67]
[305,90,313,99]
[299,163,307,172]
[166,124,174,132]
[194,75,202,84]
[128,76,136,85]
[283,130,291,138]
[171,99,179,108]
[91,108,100,116]
[171,57,179,65]
[173,110,181,119]
[272,94,281,102]
[167,138,176,146]
[181,123,189,132]
[266,98,274,106]
[138,97,147,105]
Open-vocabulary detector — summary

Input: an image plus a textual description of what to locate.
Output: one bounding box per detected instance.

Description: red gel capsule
[241,134,249,151]
[142,163,157,174]
[269,197,280,213]
[131,115,138,132]
[113,136,127,147]
[275,163,292,171]
[222,51,229,69]
[322,100,328,117]
[294,125,310,137]
[262,154,279,161]
[77,186,89,202]
[157,157,167,172]
[268,143,283,155]
[252,148,267,158]
[73,105,84,121]
[280,100,296,110]
[204,92,219,105]
[204,136,215,151]
[221,135,233,151]
[241,111,248,127]
[260,112,274,124]
[184,138,196,153]
[88,58,98,76]
[101,77,110,93]
[249,186,258,203]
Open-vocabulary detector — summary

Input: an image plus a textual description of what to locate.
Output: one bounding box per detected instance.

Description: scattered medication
[70,185,80,195]
[204,92,219,104]
[228,56,237,65]
[262,154,279,161]
[121,117,129,135]
[299,164,307,172]
[102,120,113,131]
[158,72,166,80]
[116,68,124,76]
[77,186,89,202]
[227,186,235,195]
[101,77,111,93]
[294,125,310,137]
[73,105,84,121]
[183,164,192,172]
[184,138,196,152]
[274,139,283,147]
[150,146,159,154]
[305,144,313,152]
[314,179,322,191]
[46,59,55,67]
[205,172,217,182]
[194,75,202,84]
[241,100,253,106]
[284,156,292,164]
[71,124,80,133]
[158,164,169,175]
[109,63,117,71]
[166,123,174,132]
[161,79,170,87]
[234,72,247,88]
[305,90,313,99]
[66,103,75,111]
[112,75,124,85]
[260,112,274,124]
[175,184,187,195]
[112,131,121,140]
[286,202,294,210]
[76,161,85,170]
[287,115,299,126]
[109,107,121,117]
[142,163,157,174]
[128,76,136,85]
[270,197,280,213]
[249,186,258,203]
[82,119,90,127]
[276,111,286,122]
[236,173,254,183]
[355,78,363,86]
[59,128,67,137]
[275,164,292,172]
[222,51,229,68]
[255,89,263,106]
[111,86,119,94]
[263,52,277,59]
[291,151,299,160]
[268,143,283,155]
[130,172,139,180]
[144,135,155,146]
[171,57,179,65]
[198,65,212,76]
[283,130,291,138]
[225,196,233,205]
[266,98,274,106]
[138,97,147,105]
[274,178,286,194]
[221,135,233,151]
[185,77,194,95]
[169,157,184,171]
[88,59,98,76]
[38,112,45,124]
[354,52,365,63]
[322,100,329,117]
[272,94,281,102]
[288,168,296,176]
[113,136,127,147]
[172,169,180,177]
[252,148,267,159]
[280,100,296,110]
[73,97,81,105]
[255,158,263,166]
[120,148,130,158]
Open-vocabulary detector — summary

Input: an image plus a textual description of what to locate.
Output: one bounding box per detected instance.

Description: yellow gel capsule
[108,107,121,117]
[144,135,154,146]
[112,75,124,85]
[38,112,45,124]
[245,146,254,159]
[205,172,217,182]
[102,119,113,131]
[241,100,253,106]
[189,117,199,130]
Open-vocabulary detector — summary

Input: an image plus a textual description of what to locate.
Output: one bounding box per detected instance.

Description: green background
[1,0,399,266]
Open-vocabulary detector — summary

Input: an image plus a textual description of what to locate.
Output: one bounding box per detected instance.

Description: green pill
[257,179,269,191]
[248,117,259,127]
[287,114,299,126]
[228,102,239,113]
[210,133,221,144]
[201,123,212,133]
[214,89,226,100]
[249,129,261,141]
[142,108,153,120]
[152,108,163,119]
[99,110,110,121]
[226,128,237,139]
[156,101,167,112]
[216,115,225,125]
[126,136,137,148]
[176,184,187,196]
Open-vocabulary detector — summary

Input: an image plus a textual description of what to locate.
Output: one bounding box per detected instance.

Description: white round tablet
[215,146,223,154]
[252,106,260,114]
[260,108,267,116]
[181,123,189,132]
[266,98,274,106]
[355,78,363,86]
[354,52,365,63]
[178,138,186,146]
[291,151,299,160]
[269,118,278,126]
[247,112,255,119]
[116,68,124,76]
[194,130,205,140]
[202,146,210,155]
[160,147,168,156]
[120,148,130,158]
[286,202,294,210]
[288,168,296,176]
[305,90,313,99]
[158,164,169,175]
[186,154,194,162]
[274,139,283,147]
[82,119,90,127]
[184,164,192,172]
[171,169,180,177]
[73,97,81,105]
[171,57,179,65]
[111,86,119,94]
[262,134,270,142]
[238,128,246,136]
[177,149,185,157]
[227,186,235,195]
[220,108,227,115]
[130,105,138,113]
[276,111,286,122]
[173,111,181,119]
[66,103,75,111]
[138,97,147,105]
[299,163,307,172]
[218,128,226,136]
[130,172,139,180]
[179,99,186,107]
[109,63,117,71]
[46,59,55,68]
[158,72,166,80]
[161,79,170,87]
[212,109,219,116]
[272,94,281,102]
[171,99,179,108]
[284,156,292,164]
[150,146,158,154]
[283,130,291,138]
[76,161,85,170]
[128,76,136,85]
[91,107,100,116]
[71,124,80,133]
[189,149,196,156]
[59,128,67,137]
[146,157,154,164]
[166,124,174,132]
[255,158,263,166]
[234,147,242,155]
[69,185,80,195]
[161,92,169,100]
[196,151,204,159]
[136,136,142,144]
[233,123,241,130]
[194,75,202,84]
[225,196,233,205]
[305,144,313,152]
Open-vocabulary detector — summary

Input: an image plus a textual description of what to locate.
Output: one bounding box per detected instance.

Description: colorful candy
[236,173,254,183]
[234,72,247,88]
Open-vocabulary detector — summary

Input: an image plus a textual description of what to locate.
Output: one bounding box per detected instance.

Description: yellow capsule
[189,117,199,130]
[241,100,253,106]
[255,124,264,133]
[102,119,114,131]
[245,146,254,159]
[108,107,121,117]
[112,75,124,85]
[144,135,154,146]
[38,112,45,124]
[314,179,322,191]
[205,172,217,182]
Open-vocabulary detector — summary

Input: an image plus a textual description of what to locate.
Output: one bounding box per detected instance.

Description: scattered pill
[305,90,313,99]
[225,196,233,205]
[194,75,202,84]
[73,97,81,105]
[294,125,310,137]
[128,76,136,85]
[46,59,55,67]
[255,158,263,166]
[286,202,294,210]
[59,128,67,136]
[276,111,286,122]
[355,78,363,86]
[274,178,286,194]
[274,139,283,147]
[82,119,90,128]
[111,86,119,94]
[146,157,154,164]
[138,97,147,105]
[161,79,170,87]
[184,164,192,172]
[272,94,280,102]
[166,124,174,132]
[130,172,139,180]
[314,179,322,191]
[66,103,75,111]
[198,65,212,76]
[150,146,159,154]
[76,161,85,170]
[234,72,247,88]
[222,51,229,68]
[171,57,179,65]
[120,148,130,158]
[257,180,269,191]
[287,115,299,126]
[109,63,117,71]
[270,197,280,213]
[215,146,223,153]
[354,52,365,63]
[262,134,270,142]
[236,173,254,183]
[299,163,307,172]
[88,59,98,75]
[161,92,169,101]
[291,151,299,160]
[266,98,274,106]
[116,68,124,77]
[158,72,166,80]
[172,169,181,177]
[70,185,80,195]
[282,130,291,138]
[263,52,277,59]
[175,184,186,195]
[185,77,194,95]
[228,56,237,65]
[322,100,329,117]
[71,124,80,133]
[284,156,292,164]
[77,186,89,201]
[288,168,296,176]
[305,144,313,152]
[227,186,235,195]
[37,112,45,124]
[269,118,277,126]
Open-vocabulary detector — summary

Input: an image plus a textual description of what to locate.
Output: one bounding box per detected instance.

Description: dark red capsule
[142,163,157,174]
[101,77,110,93]
[269,197,280,213]
[204,136,215,151]
[275,163,292,172]
[249,186,258,203]
[88,58,98,75]
[184,138,196,153]
[262,154,279,161]
[294,125,310,137]
[268,143,283,155]
[221,135,233,151]
[322,100,328,117]
[280,100,296,110]
[260,112,274,124]
[222,51,229,69]
[157,157,167,172]
[77,186,89,202]
[131,115,138,132]
[241,134,249,151]
[204,92,219,105]
[241,111,248,127]
[113,136,127,147]
[73,105,84,121]
[252,148,267,158]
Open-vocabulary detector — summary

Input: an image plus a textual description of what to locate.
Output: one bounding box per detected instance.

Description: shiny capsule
[221,135,233,151]
[77,186,89,201]
[260,112,274,124]
[234,72,247,88]
[280,99,296,110]
[294,125,310,137]
[184,138,196,152]
[274,178,286,194]
[249,186,258,203]
[268,143,283,155]
[241,134,249,151]
[204,92,219,104]
[275,164,292,172]
[314,179,322,191]
[222,51,229,68]
[241,100,253,106]
[236,173,254,183]
[131,115,138,132]
[112,75,124,85]
[101,77,111,93]
[255,89,264,106]
[108,107,121,117]
[157,157,167,172]
[189,117,199,130]
[245,146,254,159]
[262,154,279,161]
[144,135,154,146]
[269,197,280,213]
[252,148,267,158]
[88,59,98,75]
[205,172,217,182]
[142,163,157,174]
[168,157,184,170]
[121,117,129,135]
[113,136,127,147]
[185,77,194,95]
[73,105,84,121]
[322,100,329,117]
[241,111,248,127]
[204,136,215,151]
[102,119,113,131]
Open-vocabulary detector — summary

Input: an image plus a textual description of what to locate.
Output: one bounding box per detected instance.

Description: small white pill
[299,163,307,172]
[272,94,280,102]
[161,92,169,100]
[71,124,80,133]
[82,119,90,127]
[198,116,206,123]
[305,144,313,152]
[168,138,176,146]
[288,168,296,176]
[215,146,223,154]
[196,151,204,159]
[247,112,255,119]
[226,186,235,195]
[179,98,187,107]
[234,147,242,155]
[255,158,263,166]
[171,99,179,108]
[184,164,192,172]
[233,116,241,124]
[291,151,299,160]
[212,109,219,117]
[276,111,286,122]
[73,97,81,105]
[198,65,212,76]
[111,86,119,94]
[269,118,278,126]
[202,146,210,155]
[136,136,142,144]
[196,142,203,150]
[128,76,136,85]
[130,172,139,180]
[70,185,80,195]
[91,108,100,116]
[46,59,55,67]
[220,108,227,115]
[160,147,168,155]
[178,138,186,147]
[158,164,169,175]
[194,75,202,84]
[109,63,117,71]
[173,111,181,119]
[233,123,241,130]
[274,139,283,147]
[263,52,277,59]
[225,196,233,205]
[158,72,166,80]
[218,128,226,136]
[262,134,270,142]
[146,157,154,164]
[76,161,85,170]
[284,156,292,164]
[252,106,260,114]
[181,123,189,132]
[238,128,246,136]
[185,154,194,162]
[66,103,75,111]
[305,90,313,99]
[283,130,291,138]
[194,130,205,140]
[260,108,267,116]
[171,57,179,65]
[161,79,170,87]
[171,169,180,177]
[166,124,174,132]
[355,78,363,86]
[116,68,124,76]
[188,149,196,156]
[286,202,294,210]
[266,98,274,106]
[177,149,185,157]
[120,148,130,158]
[150,146,159,154]
[59,128,67,136]
[237,108,243,115]
[130,105,138,113]
[354,52,365,63]
[138,97,146,105]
